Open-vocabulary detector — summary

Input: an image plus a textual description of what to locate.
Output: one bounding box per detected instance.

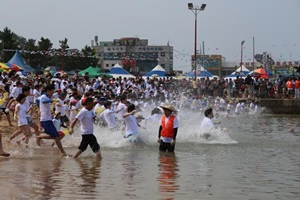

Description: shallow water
[1,111,300,199]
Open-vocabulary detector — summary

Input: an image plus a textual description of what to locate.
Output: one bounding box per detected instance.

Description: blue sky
[1,0,300,71]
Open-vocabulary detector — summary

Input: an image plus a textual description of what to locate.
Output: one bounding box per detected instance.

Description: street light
[188,3,206,79]
[240,40,245,72]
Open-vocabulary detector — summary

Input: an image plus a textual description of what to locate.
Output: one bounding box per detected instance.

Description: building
[191,52,299,77]
[191,54,222,76]
[92,37,173,75]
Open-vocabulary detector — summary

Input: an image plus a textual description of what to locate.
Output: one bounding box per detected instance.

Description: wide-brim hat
[160,105,177,112]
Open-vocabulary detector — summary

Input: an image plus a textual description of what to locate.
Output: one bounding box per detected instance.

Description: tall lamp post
[188,3,206,79]
[240,40,245,73]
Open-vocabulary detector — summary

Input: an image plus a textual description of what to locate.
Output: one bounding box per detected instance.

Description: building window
[161,64,165,68]
[106,64,109,67]
[112,64,115,67]
[161,52,165,57]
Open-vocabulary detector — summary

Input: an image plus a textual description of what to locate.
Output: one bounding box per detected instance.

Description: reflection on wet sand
[157,152,179,200]
[74,158,102,196]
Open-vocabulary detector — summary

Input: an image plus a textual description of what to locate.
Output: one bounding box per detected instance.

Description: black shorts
[60,115,69,123]
[0,108,9,115]
[78,134,100,153]
[159,140,175,152]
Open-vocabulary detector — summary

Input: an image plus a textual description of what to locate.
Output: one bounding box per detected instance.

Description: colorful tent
[144,64,166,77]
[108,63,135,78]
[6,63,23,71]
[7,51,35,73]
[0,63,10,72]
[78,66,100,78]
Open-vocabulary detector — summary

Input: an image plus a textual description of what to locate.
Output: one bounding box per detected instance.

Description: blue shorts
[40,120,59,138]
[26,117,34,126]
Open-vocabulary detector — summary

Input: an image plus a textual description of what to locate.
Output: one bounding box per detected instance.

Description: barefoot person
[70,97,102,159]
[37,85,69,156]
[0,133,10,157]
[14,93,33,146]
[157,105,179,152]
[8,86,40,144]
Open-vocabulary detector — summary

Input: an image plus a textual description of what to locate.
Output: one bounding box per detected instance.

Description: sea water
[1,107,300,199]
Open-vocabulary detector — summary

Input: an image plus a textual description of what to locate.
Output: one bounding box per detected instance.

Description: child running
[14,93,33,146]
[70,97,102,159]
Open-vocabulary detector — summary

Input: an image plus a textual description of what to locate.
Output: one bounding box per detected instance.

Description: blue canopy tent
[144,64,166,77]
[7,51,35,74]
[186,66,213,78]
[109,63,135,78]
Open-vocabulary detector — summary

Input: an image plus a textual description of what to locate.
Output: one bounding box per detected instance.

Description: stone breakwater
[259,99,300,114]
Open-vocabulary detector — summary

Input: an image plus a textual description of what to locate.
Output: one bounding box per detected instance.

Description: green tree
[59,38,69,70]
[38,37,53,51]
[82,45,96,57]
[0,27,18,62]
[25,39,37,51]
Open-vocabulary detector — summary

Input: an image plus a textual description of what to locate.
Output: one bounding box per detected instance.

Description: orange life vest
[287,81,294,89]
[161,115,175,138]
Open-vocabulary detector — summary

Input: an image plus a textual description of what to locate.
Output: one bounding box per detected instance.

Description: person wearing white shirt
[11,82,22,98]
[123,104,140,141]
[33,85,41,105]
[14,94,33,146]
[200,108,215,130]
[70,97,102,159]
[200,108,215,140]
[37,85,69,156]
[55,93,69,126]
[103,101,119,129]
[116,95,127,121]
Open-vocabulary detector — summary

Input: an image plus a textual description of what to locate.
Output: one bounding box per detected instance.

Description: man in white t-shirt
[200,108,215,129]
[116,95,127,121]
[200,108,215,139]
[70,97,102,159]
[103,101,119,129]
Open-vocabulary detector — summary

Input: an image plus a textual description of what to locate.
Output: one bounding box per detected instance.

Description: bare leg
[53,137,68,156]
[17,126,32,146]
[0,133,10,157]
[31,123,42,145]
[5,113,13,126]
[74,150,83,158]
[95,151,102,159]
[9,129,22,141]
[51,135,65,147]
[36,134,52,146]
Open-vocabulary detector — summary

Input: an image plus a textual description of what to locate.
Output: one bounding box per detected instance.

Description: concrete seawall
[259,99,300,114]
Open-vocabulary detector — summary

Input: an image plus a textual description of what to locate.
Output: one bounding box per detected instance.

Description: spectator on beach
[294,77,300,99]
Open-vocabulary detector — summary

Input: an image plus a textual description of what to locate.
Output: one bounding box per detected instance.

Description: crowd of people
[0,69,298,157]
